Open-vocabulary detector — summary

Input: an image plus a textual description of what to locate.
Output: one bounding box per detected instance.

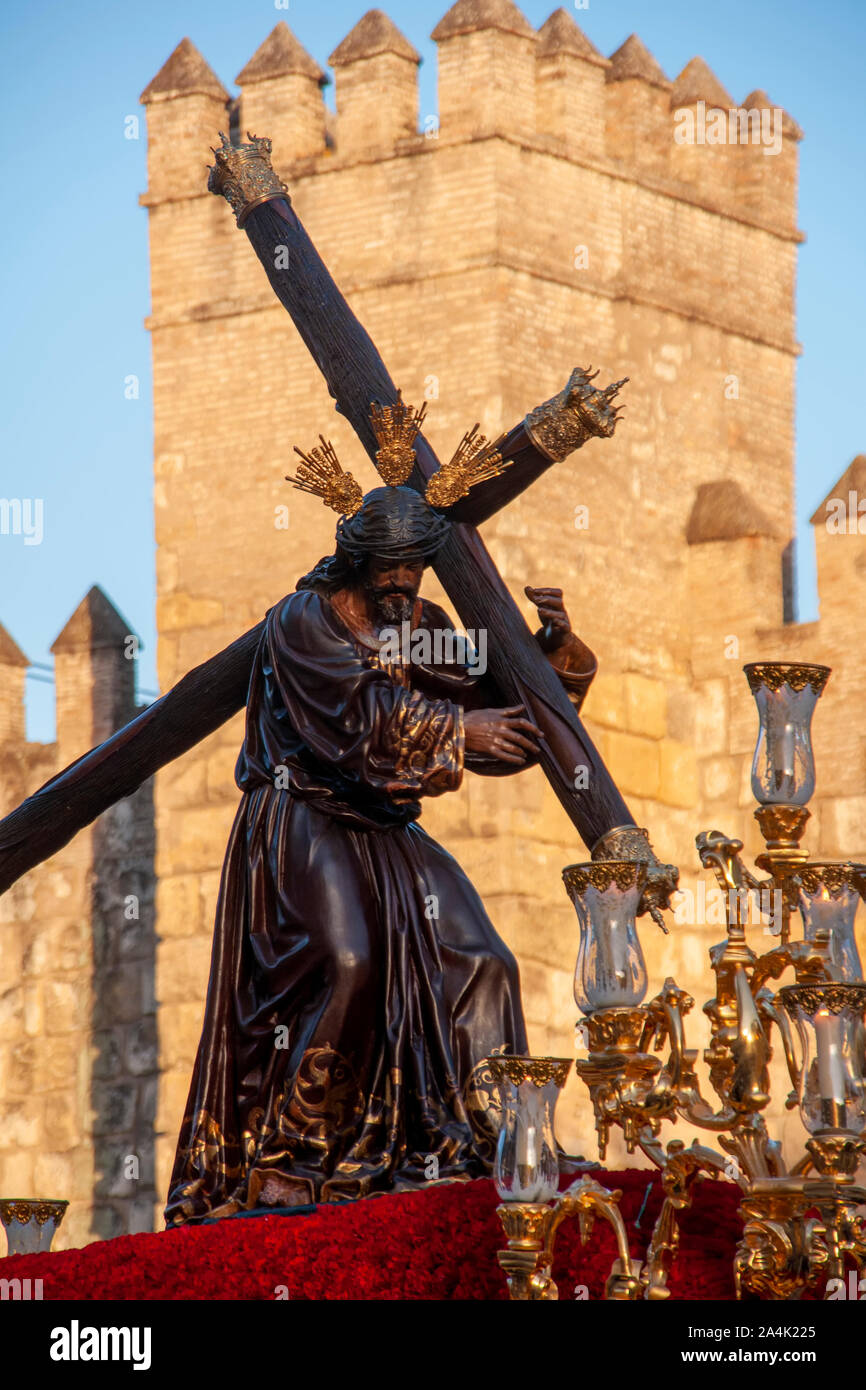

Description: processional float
[2,138,863,1302]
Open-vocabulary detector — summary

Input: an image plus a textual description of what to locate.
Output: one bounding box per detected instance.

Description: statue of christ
[166,417,596,1224]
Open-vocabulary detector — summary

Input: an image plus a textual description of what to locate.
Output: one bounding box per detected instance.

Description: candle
[765,698,797,798]
[512,1087,542,1199]
[815,1008,847,1129]
[799,876,864,980]
[518,1118,538,1173]
[781,722,795,781]
[511,1089,557,1202]
[805,888,840,968]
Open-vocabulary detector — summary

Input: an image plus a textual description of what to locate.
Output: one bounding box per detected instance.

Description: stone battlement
[139,8,801,238]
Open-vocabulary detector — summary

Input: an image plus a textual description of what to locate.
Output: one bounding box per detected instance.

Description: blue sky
[1,0,863,742]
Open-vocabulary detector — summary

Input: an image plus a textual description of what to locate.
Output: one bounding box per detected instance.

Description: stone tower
[0,4,862,1244]
[0,590,157,1249]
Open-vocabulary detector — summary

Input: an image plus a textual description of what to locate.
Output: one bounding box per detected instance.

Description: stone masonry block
[624,673,667,739]
[157,873,202,939]
[604,731,661,799]
[658,740,699,809]
[580,672,625,730]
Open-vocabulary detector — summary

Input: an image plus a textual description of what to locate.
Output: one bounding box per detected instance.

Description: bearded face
[363,553,425,626]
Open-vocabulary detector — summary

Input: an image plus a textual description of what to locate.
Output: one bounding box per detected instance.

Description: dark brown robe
[165,587,595,1224]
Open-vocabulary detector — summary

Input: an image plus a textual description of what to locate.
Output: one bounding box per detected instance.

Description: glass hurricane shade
[487,1057,571,1204]
[797,865,865,982]
[744,664,829,807]
[779,985,866,1135]
[564,862,649,1014]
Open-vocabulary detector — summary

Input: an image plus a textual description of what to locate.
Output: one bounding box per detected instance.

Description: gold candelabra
[491,662,866,1301]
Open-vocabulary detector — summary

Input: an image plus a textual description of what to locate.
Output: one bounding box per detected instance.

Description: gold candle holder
[487,1056,641,1300]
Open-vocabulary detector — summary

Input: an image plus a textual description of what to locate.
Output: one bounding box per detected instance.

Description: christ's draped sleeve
[539,629,597,712]
[235,591,463,830]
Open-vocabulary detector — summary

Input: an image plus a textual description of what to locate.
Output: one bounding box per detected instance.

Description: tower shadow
[90,778,158,1239]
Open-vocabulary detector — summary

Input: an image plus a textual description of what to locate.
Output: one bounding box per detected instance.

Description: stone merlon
[237,22,328,88]
[810,455,866,524]
[686,480,780,545]
[140,36,229,105]
[50,585,139,655]
[536,8,607,66]
[671,56,735,110]
[743,89,803,141]
[606,33,670,89]
[431,0,536,43]
[329,9,421,66]
[0,621,29,745]
[0,622,29,669]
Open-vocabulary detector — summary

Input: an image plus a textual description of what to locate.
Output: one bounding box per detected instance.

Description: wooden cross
[0,135,674,915]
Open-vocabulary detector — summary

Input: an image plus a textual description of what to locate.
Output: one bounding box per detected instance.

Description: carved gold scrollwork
[754,804,811,852]
[0,1199,68,1227]
[563,860,647,894]
[797,862,865,898]
[584,1008,646,1054]
[284,1045,366,1140]
[494,1177,641,1301]
[743,662,831,695]
[779,983,866,1017]
[461,1050,506,1163]
[485,1056,572,1089]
